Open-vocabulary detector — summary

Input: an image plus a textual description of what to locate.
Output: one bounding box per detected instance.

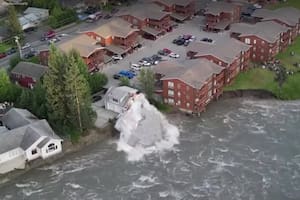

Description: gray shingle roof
[230,21,289,43]
[1,108,38,130]
[156,0,194,7]
[11,62,48,80]
[252,7,300,26]
[153,59,223,89]
[205,1,236,15]
[187,36,250,64]
[118,3,168,21]
[0,109,61,154]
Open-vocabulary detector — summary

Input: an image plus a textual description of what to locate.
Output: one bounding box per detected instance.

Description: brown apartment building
[187,37,251,84]
[153,0,196,21]
[204,1,241,32]
[252,7,300,43]
[84,18,140,56]
[152,59,224,114]
[118,3,172,40]
[39,34,106,72]
[230,21,290,63]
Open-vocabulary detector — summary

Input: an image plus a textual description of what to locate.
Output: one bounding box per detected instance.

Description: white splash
[115,94,180,161]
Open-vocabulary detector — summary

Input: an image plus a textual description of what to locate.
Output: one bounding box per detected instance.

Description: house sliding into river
[0,108,62,175]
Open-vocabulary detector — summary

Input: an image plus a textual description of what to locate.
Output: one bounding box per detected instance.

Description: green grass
[267,0,300,9]
[225,68,278,92]
[152,100,173,113]
[276,37,300,71]
[0,43,11,53]
[225,67,300,100]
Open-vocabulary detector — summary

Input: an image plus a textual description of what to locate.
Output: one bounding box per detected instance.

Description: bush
[48,8,77,28]
[88,73,108,94]
[9,55,21,71]
[119,77,130,86]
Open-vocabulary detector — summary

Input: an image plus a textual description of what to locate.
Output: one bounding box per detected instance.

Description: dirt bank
[222,89,277,99]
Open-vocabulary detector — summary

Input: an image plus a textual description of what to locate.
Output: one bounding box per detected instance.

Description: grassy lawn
[0,43,11,53]
[276,37,300,71]
[267,0,300,9]
[225,67,300,100]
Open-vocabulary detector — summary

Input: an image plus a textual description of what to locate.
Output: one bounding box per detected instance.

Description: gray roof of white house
[252,7,300,26]
[153,59,223,89]
[230,21,289,43]
[205,1,237,15]
[11,62,48,80]
[0,119,61,154]
[1,108,38,130]
[187,36,250,64]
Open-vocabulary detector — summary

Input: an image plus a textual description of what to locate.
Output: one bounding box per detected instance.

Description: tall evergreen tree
[138,68,155,100]
[43,45,68,131]
[7,6,23,37]
[64,57,94,132]
[68,49,89,80]
[18,89,33,110]
[32,83,48,119]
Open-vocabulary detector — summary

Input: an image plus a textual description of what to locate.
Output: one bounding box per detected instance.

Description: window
[254,39,256,44]
[168,98,174,104]
[260,56,264,60]
[186,95,190,100]
[112,98,119,103]
[186,102,190,107]
[261,49,264,53]
[31,149,37,155]
[178,92,181,97]
[218,61,222,66]
[47,143,57,153]
[168,90,174,96]
[176,100,181,105]
[253,47,256,51]
[177,83,181,89]
[262,40,265,44]
[168,81,174,88]
[245,38,250,44]
[253,54,256,58]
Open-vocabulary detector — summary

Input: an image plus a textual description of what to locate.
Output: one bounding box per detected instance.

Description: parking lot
[102,17,231,88]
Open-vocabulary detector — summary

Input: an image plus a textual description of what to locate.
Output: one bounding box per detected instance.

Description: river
[0,98,300,200]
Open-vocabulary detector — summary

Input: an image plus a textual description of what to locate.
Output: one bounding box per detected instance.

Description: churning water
[0,98,300,200]
[115,94,180,161]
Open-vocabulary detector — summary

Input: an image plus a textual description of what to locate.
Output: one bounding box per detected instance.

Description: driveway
[102,17,230,88]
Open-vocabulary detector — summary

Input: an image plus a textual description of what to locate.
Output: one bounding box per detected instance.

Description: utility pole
[14,36,22,59]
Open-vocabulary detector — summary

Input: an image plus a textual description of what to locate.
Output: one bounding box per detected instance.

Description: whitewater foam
[115,94,180,161]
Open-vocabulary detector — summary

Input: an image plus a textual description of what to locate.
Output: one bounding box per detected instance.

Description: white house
[104,86,138,114]
[18,7,49,31]
[0,108,62,174]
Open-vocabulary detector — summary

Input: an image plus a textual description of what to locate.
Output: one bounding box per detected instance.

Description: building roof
[252,7,300,26]
[155,0,194,7]
[187,36,250,64]
[205,1,237,15]
[89,18,139,38]
[230,21,289,43]
[24,7,49,15]
[58,34,104,57]
[105,86,138,108]
[118,3,168,21]
[1,108,38,130]
[153,59,223,89]
[0,108,61,154]
[11,61,48,80]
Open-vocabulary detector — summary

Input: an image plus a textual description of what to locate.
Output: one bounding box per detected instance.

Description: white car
[112,54,123,60]
[21,43,31,50]
[48,38,60,45]
[138,60,151,66]
[130,63,142,71]
[169,53,180,58]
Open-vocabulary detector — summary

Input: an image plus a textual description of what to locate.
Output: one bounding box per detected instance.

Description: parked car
[176,39,185,45]
[92,95,102,102]
[118,70,135,79]
[201,38,213,43]
[163,48,172,54]
[6,47,16,55]
[151,54,162,61]
[86,11,102,22]
[58,33,69,38]
[104,14,112,19]
[24,51,35,59]
[21,43,31,50]
[139,60,151,66]
[84,6,98,15]
[113,74,122,79]
[183,34,192,40]
[43,30,56,40]
[169,53,180,58]
[184,40,190,46]
[48,37,60,45]
[130,63,142,71]
[129,69,137,76]
[112,54,123,61]
[0,52,6,59]
[158,50,168,56]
